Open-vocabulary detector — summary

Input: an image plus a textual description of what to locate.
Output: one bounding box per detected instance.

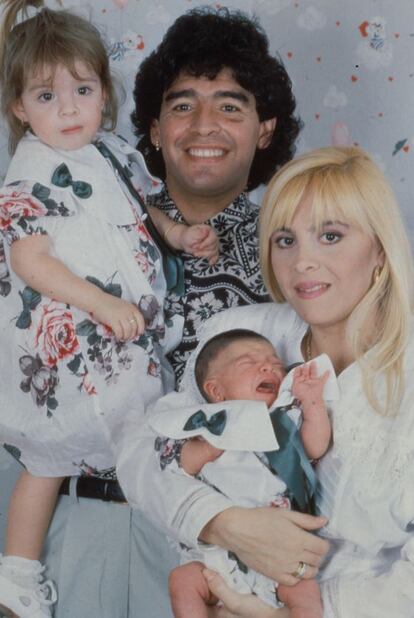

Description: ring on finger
[128,318,136,325]
[291,561,307,579]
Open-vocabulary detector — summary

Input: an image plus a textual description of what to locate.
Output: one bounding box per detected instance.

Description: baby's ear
[11,99,28,123]
[203,377,225,403]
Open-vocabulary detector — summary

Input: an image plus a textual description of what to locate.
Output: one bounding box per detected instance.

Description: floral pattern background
[0,0,413,545]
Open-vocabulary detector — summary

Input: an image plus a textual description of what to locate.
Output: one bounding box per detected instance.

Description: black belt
[59,476,127,503]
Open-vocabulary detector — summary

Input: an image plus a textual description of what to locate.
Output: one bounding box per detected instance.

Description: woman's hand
[204,570,289,618]
[201,506,329,586]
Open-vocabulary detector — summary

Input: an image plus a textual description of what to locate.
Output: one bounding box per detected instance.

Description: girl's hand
[204,570,289,618]
[179,224,219,265]
[90,293,145,341]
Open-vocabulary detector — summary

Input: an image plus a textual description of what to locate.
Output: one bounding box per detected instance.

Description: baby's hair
[195,329,271,400]
[0,0,118,153]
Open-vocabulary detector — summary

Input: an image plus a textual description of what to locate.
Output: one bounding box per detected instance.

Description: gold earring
[154,140,161,151]
[372,265,382,285]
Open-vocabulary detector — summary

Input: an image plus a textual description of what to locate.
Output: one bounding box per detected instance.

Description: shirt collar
[147,185,258,225]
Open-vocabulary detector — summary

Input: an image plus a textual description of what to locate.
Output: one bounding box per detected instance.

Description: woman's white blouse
[117,302,414,617]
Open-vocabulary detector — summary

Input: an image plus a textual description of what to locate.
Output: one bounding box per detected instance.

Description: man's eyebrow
[164,88,250,104]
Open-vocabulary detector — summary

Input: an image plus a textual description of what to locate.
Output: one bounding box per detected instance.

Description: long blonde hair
[260,146,414,416]
[0,0,118,153]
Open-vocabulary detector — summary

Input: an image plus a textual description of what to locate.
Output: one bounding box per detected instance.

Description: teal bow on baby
[51,163,92,199]
[183,409,227,436]
[265,403,317,513]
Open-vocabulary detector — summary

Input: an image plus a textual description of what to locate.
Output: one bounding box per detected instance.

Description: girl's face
[12,61,105,151]
[270,191,384,332]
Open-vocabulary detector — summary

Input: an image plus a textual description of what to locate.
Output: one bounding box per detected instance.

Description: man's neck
[166,186,242,224]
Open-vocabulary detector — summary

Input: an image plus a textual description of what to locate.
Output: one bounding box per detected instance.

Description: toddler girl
[0,2,217,617]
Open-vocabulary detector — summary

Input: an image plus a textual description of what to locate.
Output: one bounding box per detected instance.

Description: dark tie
[265,403,317,513]
[94,140,184,295]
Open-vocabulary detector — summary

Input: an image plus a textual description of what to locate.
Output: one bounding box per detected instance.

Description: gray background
[1,0,413,548]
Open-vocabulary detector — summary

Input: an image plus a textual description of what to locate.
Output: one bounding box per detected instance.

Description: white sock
[0,555,44,588]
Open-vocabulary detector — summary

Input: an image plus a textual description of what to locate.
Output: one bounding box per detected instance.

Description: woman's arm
[10,235,145,340]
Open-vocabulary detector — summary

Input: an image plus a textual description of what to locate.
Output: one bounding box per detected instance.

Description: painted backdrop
[0,0,413,545]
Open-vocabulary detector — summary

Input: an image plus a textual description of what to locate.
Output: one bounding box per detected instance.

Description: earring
[154,140,161,152]
[372,265,382,285]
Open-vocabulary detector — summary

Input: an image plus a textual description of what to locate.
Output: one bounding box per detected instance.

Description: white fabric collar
[6,132,156,226]
[149,353,339,451]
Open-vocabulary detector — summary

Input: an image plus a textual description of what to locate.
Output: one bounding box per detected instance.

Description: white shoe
[0,572,57,618]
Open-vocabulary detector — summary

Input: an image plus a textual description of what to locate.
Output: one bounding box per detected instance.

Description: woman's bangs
[309,172,372,236]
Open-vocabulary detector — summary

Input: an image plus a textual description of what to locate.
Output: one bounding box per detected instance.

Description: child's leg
[5,470,63,559]
[169,561,218,618]
[277,579,323,618]
[0,471,62,618]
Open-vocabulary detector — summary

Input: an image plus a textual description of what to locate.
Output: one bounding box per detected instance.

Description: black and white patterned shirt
[148,187,270,382]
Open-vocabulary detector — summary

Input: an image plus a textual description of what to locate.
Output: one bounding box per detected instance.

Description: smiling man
[132,6,302,381]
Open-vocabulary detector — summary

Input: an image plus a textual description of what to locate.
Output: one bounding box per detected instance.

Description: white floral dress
[0,131,182,477]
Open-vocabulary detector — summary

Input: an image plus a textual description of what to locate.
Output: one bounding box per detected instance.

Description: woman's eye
[273,236,294,248]
[321,231,342,243]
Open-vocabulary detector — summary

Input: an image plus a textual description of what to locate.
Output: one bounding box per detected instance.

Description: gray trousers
[42,492,179,618]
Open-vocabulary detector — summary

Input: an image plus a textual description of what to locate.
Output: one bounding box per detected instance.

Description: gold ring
[128,318,136,324]
[291,561,307,579]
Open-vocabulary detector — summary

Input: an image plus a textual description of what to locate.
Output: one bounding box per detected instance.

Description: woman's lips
[295,281,330,299]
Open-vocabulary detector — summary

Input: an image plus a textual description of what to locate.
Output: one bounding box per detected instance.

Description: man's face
[150,69,275,216]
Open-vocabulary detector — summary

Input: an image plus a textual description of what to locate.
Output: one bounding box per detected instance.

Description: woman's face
[270,192,384,331]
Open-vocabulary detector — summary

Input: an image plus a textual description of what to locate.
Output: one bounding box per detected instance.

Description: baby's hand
[181,437,224,476]
[180,224,219,265]
[91,293,145,342]
[292,362,329,407]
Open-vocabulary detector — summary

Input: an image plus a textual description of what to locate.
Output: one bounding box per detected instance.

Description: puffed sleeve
[321,532,414,617]
[319,430,414,618]
[0,180,71,245]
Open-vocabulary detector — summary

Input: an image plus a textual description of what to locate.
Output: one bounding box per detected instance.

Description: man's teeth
[188,148,224,157]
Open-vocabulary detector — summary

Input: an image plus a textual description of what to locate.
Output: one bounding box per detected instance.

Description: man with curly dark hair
[132,6,302,381]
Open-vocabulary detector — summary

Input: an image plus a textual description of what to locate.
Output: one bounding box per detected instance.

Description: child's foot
[0,557,57,618]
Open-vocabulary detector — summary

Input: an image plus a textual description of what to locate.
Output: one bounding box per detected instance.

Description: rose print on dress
[34,302,80,366]
[19,353,59,417]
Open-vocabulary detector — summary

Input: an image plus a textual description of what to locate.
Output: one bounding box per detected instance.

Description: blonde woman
[133,146,414,617]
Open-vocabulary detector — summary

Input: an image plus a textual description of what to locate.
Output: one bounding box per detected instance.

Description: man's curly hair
[131,7,302,190]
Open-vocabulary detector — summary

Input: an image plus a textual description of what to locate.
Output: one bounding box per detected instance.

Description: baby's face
[205,338,286,407]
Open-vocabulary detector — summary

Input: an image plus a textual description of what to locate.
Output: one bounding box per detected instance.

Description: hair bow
[51,163,92,199]
[183,409,227,436]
